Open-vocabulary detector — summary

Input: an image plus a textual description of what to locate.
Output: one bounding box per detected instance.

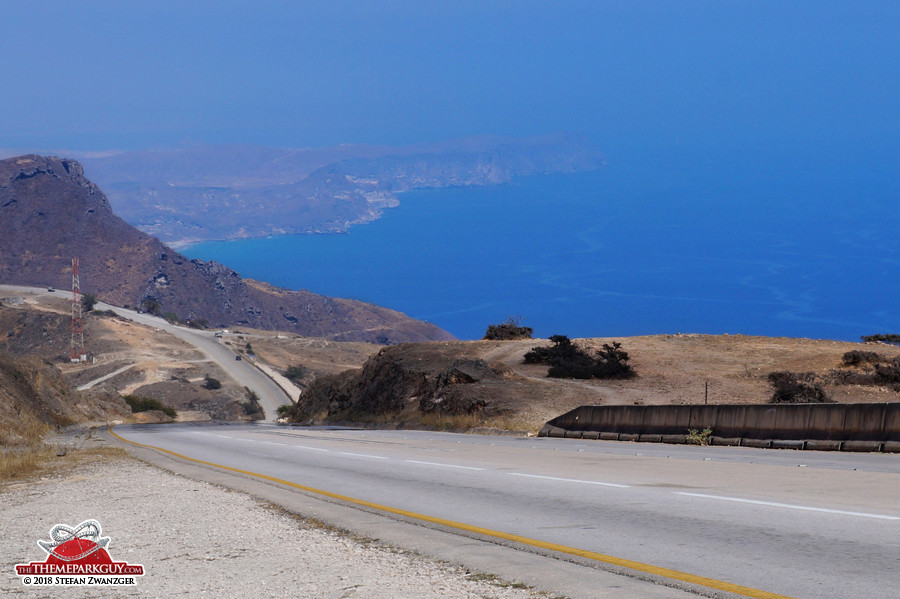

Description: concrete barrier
[539,403,900,452]
[804,440,843,451]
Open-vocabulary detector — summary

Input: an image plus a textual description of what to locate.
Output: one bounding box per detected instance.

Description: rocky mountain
[0,155,452,343]
[75,133,604,245]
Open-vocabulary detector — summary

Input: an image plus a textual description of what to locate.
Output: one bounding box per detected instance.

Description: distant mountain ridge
[0,154,453,343]
[72,133,604,246]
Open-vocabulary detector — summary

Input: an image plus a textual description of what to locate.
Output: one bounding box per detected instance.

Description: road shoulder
[1,454,551,599]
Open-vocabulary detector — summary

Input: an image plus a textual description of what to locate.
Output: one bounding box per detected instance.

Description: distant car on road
[235,355,242,361]
[47,287,55,292]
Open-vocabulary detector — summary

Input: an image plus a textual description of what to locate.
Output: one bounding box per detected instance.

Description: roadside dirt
[0,453,547,599]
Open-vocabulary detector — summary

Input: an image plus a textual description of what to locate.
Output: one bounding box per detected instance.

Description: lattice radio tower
[70,257,86,362]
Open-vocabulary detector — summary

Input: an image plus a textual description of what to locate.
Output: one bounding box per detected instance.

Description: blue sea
[185,143,899,341]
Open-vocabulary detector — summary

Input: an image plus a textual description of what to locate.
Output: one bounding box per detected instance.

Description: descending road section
[93,300,293,420]
[0,285,293,420]
[109,423,900,599]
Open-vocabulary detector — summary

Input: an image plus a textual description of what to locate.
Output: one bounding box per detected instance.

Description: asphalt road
[110,422,900,599]
[0,285,293,420]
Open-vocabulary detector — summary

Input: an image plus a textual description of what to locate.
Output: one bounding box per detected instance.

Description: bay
[185,144,900,341]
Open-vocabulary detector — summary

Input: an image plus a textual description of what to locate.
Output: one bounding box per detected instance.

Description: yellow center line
[108,426,795,599]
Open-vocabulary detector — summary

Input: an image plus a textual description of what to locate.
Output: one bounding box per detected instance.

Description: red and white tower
[70,257,86,362]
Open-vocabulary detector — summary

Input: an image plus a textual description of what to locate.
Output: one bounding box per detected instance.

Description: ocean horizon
[185,142,899,342]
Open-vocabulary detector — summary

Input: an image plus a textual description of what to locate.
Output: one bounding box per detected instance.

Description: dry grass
[0,413,52,481]
[417,412,537,434]
[418,412,483,431]
[0,412,49,446]
[481,414,539,434]
[0,445,56,481]
[0,415,129,484]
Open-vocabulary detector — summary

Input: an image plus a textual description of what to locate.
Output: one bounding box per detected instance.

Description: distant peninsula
[0,154,453,343]
[74,133,604,247]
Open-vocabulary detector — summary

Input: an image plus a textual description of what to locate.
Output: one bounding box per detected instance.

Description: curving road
[109,422,900,599]
[0,285,293,419]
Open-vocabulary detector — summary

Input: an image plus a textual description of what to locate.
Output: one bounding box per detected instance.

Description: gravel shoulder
[0,456,549,599]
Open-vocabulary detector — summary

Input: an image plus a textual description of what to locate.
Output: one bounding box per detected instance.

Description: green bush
[123,395,177,418]
[283,364,307,383]
[203,375,222,390]
[81,293,97,312]
[686,427,713,445]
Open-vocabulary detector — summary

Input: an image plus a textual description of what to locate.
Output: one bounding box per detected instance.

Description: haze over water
[187,139,899,341]
[2,2,897,340]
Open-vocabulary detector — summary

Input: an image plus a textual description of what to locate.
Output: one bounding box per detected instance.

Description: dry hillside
[0,290,380,424]
[283,334,900,432]
[3,289,897,435]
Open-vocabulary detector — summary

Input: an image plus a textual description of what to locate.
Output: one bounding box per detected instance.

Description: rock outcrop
[285,342,518,423]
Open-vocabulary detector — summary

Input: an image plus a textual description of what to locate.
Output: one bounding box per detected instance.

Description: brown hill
[0,155,452,343]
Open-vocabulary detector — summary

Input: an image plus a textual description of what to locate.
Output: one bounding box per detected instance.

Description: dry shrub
[768,371,828,403]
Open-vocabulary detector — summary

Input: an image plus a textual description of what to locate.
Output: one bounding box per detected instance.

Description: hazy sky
[1,1,897,155]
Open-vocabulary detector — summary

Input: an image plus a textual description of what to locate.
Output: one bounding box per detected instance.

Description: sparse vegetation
[524,335,636,379]
[686,427,713,445]
[841,350,883,366]
[418,412,483,431]
[283,364,307,384]
[81,292,97,312]
[243,388,264,419]
[162,311,180,324]
[203,375,222,390]
[767,371,829,403]
[141,298,161,315]
[861,334,900,344]
[483,316,533,340]
[0,413,51,481]
[827,352,900,391]
[123,394,177,418]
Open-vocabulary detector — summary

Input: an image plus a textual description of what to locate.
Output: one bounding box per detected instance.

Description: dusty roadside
[0,451,552,599]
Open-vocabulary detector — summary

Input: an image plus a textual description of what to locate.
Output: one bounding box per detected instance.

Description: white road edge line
[508,472,631,488]
[337,451,388,460]
[675,492,900,520]
[294,445,330,452]
[405,460,484,471]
